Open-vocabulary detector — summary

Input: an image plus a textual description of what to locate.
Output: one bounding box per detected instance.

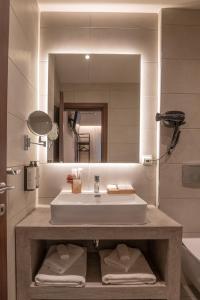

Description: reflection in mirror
[47,54,140,163]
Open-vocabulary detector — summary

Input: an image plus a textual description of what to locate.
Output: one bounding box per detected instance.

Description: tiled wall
[38,12,158,205]
[7,1,39,299]
[159,9,200,235]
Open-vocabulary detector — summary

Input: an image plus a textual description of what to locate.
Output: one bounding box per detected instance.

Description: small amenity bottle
[94,175,100,194]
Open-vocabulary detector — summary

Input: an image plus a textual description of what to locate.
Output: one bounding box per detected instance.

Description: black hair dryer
[156,111,186,155]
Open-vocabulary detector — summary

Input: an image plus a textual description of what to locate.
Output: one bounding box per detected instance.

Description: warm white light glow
[155,12,162,208]
[85,54,90,60]
[39,3,161,13]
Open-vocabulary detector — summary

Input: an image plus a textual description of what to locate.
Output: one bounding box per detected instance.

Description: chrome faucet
[94,175,100,196]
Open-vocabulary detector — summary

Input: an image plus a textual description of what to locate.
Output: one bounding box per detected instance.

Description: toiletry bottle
[24,161,36,191]
[72,168,82,193]
[72,178,82,194]
[94,175,100,194]
[34,161,40,189]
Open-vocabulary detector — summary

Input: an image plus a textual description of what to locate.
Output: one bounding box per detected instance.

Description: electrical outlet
[142,155,153,166]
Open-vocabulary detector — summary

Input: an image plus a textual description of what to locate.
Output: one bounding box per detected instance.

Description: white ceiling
[54,54,140,84]
[38,0,200,13]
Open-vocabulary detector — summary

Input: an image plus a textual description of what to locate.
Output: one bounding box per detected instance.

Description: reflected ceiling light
[85,54,90,60]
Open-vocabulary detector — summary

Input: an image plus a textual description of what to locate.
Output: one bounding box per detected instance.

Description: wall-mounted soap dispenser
[24,161,40,191]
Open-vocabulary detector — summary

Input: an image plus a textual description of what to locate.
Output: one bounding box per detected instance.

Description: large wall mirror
[47,54,140,163]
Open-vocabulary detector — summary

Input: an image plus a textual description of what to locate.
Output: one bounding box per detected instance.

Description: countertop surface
[16,205,182,229]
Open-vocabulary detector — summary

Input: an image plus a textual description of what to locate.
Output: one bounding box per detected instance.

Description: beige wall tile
[109,108,139,127]
[109,126,139,144]
[7,113,37,166]
[162,59,200,94]
[110,86,140,109]
[160,129,200,163]
[74,88,109,103]
[161,93,200,129]
[91,13,158,30]
[11,0,38,38]
[9,8,37,87]
[108,143,139,162]
[7,59,36,121]
[162,8,200,26]
[90,27,157,62]
[41,12,90,28]
[159,163,200,199]
[162,25,200,59]
[40,27,91,61]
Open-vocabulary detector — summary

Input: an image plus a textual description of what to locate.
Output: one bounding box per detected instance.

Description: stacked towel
[100,247,157,285]
[104,244,141,272]
[35,244,87,287]
[44,244,84,274]
[116,244,130,263]
[56,244,70,260]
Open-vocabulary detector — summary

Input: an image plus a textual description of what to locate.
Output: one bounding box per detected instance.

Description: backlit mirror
[47,54,140,163]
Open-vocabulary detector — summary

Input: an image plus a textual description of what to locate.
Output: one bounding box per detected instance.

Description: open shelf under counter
[16,205,182,300]
[29,253,167,300]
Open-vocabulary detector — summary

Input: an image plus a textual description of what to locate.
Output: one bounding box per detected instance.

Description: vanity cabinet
[16,206,182,300]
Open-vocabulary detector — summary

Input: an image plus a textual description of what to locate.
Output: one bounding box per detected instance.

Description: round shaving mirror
[27,111,53,136]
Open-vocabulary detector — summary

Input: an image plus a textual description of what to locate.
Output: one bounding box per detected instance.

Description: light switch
[182,164,200,188]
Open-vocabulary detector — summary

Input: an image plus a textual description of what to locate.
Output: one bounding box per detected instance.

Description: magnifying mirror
[48,122,59,141]
[27,111,53,136]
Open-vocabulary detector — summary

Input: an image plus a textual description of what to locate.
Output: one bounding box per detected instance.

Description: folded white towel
[56,244,70,260]
[116,244,130,262]
[104,246,141,272]
[100,249,156,285]
[44,244,84,275]
[35,246,87,287]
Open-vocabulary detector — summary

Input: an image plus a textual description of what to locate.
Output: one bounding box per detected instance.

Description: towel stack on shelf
[100,244,157,285]
[35,244,87,287]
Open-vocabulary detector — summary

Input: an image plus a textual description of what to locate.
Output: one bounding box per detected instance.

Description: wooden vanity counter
[16,205,182,300]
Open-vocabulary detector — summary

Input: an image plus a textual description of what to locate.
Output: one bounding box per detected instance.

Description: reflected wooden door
[59,91,64,162]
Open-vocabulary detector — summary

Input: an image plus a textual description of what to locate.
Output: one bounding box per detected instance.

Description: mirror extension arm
[24,135,46,151]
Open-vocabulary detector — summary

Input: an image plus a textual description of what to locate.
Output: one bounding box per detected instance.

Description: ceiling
[38,0,200,13]
[54,54,140,84]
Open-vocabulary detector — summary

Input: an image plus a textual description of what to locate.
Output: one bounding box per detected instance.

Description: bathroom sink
[50,191,147,225]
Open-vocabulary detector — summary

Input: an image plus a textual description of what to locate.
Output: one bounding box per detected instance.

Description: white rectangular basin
[50,191,147,225]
